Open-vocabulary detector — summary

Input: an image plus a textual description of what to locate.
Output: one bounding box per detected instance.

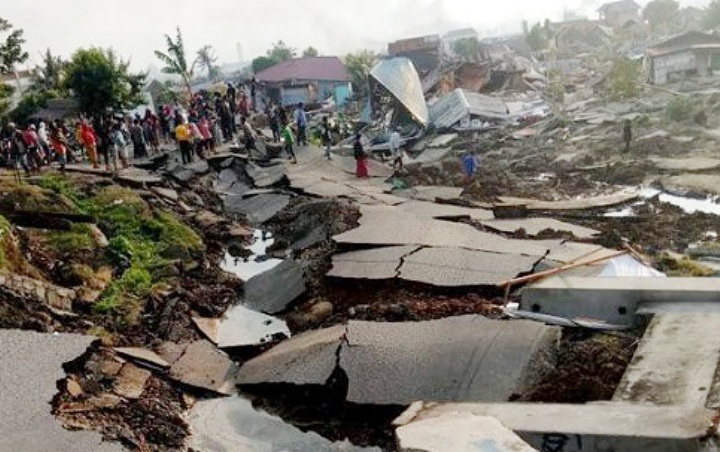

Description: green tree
[0,83,14,117]
[251,56,277,74]
[196,45,220,81]
[267,40,296,62]
[65,47,146,117]
[704,0,720,29]
[0,17,28,73]
[33,49,67,95]
[609,57,642,100]
[525,22,548,52]
[643,0,680,31]
[154,27,196,96]
[302,46,319,57]
[344,50,378,99]
[452,37,480,61]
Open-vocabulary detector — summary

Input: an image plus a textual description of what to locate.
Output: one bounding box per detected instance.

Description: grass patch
[0,214,11,268]
[655,254,715,277]
[48,223,95,254]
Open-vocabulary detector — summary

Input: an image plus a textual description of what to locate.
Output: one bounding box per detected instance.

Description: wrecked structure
[646,32,720,85]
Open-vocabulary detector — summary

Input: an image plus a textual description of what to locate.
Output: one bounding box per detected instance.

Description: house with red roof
[254,56,352,107]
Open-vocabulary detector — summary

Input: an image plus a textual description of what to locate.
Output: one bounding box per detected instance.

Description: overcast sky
[2,0,711,72]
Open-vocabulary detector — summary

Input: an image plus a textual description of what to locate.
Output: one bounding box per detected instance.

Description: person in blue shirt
[461,150,479,195]
[293,103,308,146]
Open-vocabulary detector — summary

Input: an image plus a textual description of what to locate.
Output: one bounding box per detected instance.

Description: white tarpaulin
[599,255,666,278]
[370,57,429,126]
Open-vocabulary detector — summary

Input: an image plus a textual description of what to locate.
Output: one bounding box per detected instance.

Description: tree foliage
[524,22,549,52]
[251,56,277,74]
[0,83,14,117]
[452,37,480,61]
[155,27,196,95]
[0,17,28,73]
[196,45,220,81]
[609,57,642,100]
[33,49,68,96]
[302,46,319,58]
[65,48,146,117]
[642,0,679,31]
[344,50,378,98]
[267,40,296,62]
[704,0,720,29]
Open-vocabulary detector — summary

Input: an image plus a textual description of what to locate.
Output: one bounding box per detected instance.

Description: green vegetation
[666,96,695,121]
[252,40,297,74]
[656,254,715,277]
[49,224,95,254]
[608,58,643,100]
[0,214,12,268]
[39,178,204,327]
[344,50,378,99]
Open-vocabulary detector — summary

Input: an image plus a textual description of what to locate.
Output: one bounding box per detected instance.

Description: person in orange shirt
[79,119,99,168]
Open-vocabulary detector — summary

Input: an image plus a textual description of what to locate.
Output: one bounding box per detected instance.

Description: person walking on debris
[461,150,480,196]
[175,117,193,164]
[268,105,280,142]
[294,102,308,146]
[623,119,632,152]
[282,121,298,164]
[322,116,333,160]
[130,119,148,159]
[354,133,370,178]
[240,117,259,155]
[50,122,69,173]
[389,127,403,171]
[110,121,129,171]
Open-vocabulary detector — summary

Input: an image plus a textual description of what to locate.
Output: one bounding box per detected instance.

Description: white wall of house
[652,51,696,85]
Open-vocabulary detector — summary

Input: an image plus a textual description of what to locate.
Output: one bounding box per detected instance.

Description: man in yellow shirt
[175,118,193,164]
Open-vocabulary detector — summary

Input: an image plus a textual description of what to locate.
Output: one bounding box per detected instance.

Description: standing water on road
[221,230,283,281]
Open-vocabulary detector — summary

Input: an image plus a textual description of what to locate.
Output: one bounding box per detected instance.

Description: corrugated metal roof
[370,57,429,126]
[255,57,350,83]
[429,89,508,129]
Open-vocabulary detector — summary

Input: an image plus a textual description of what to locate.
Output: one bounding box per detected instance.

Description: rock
[114,347,171,370]
[66,378,84,398]
[224,194,290,225]
[112,363,152,399]
[88,224,109,248]
[169,340,237,395]
[195,210,225,228]
[151,187,180,203]
[308,301,334,323]
[99,359,123,377]
[185,160,210,175]
[155,342,187,366]
[244,259,306,314]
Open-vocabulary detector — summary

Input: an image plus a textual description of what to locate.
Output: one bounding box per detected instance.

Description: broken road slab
[245,162,286,188]
[168,340,237,395]
[236,325,345,386]
[328,246,420,280]
[193,304,291,348]
[0,330,121,451]
[339,317,559,405]
[400,185,464,202]
[399,247,539,287]
[224,193,290,225]
[188,396,379,451]
[394,200,494,221]
[497,191,639,211]
[114,347,170,369]
[243,259,306,314]
[481,217,600,239]
[112,363,152,399]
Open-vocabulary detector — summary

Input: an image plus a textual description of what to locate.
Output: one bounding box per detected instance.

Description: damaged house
[646,32,720,85]
[388,35,442,77]
[254,56,352,107]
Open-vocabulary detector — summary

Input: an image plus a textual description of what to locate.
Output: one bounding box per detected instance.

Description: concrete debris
[497,192,639,211]
[114,347,170,370]
[112,363,152,399]
[188,397,380,451]
[0,330,121,451]
[395,411,535,452]
[243,259,306,314]
[397,185,464,202]
[0,271,76,312]
[169,340,238,395]
[238,317,559,405]
[193,304,291,349]
[150,187,179,203]
[481,218,600,239]
[328,246,420,280]
[236,325,345,386]
[245,162,287,188]
[224,193,290,225]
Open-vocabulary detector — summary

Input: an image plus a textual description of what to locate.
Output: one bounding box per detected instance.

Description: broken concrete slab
[482,218,600,239]
[395,402,714,452]
[243,259,306,314]
[150,187,179,203]
[339,317,559,405]
[498,191,639,211]
[188,397,379,451]
[169,340,237,395]
[613,313,720,407]
[236,325,346,386]
[395,411,535,452]
[193,304,291,348]
[112,363,152,399]
[427,133,458,148]
[328,246,420,280]
[114,347,170,369]
[650,157,720,171]
[400,248,539,287]
[409,185,464,202]
[0,330,122,451]
[224,193,290,225]
[116,168,163,186]
[245,162,286,187]
[394,200,493,221]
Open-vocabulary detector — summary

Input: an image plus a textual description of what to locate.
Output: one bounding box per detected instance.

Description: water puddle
[220,230,283,281]
[605,188,720,217]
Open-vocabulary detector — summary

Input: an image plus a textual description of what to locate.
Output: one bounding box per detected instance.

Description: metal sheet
[370,57,429,126]
[430,89,508,129]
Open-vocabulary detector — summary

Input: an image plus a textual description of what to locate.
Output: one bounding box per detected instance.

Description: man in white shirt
[389,127,403,171]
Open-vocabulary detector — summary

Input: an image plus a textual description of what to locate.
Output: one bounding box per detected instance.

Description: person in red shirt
[79,119,99,168]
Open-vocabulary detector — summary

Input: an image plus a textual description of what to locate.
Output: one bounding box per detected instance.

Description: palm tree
[196,45,220,81]
[33,49,66,94]
[154,27,196,97]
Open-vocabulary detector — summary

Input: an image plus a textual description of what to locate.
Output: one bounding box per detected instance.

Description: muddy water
[220,229,283,281]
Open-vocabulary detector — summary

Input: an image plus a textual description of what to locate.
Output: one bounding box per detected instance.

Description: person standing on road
[130,119,148,159]
[282,120,297,164]
[175,118,193,164]
[268,105,280,142]
[389,127,403,171]
[461,150,480,195]
[354,133,369,178]
[321,116,333,160]
[623,119,632,152]
[294,103,308,146]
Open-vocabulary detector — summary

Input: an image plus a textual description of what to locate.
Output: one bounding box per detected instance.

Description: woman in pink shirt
[198,117,213,153]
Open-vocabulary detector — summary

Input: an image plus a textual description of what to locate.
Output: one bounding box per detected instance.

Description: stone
[224,193,290,225]
[151,187,179,202]
[245,162,286,187]
[155,342,187,366]
[66,378,84,398]
[99,359,123,377]
[114,347,171,370]
[112,363,151,399]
